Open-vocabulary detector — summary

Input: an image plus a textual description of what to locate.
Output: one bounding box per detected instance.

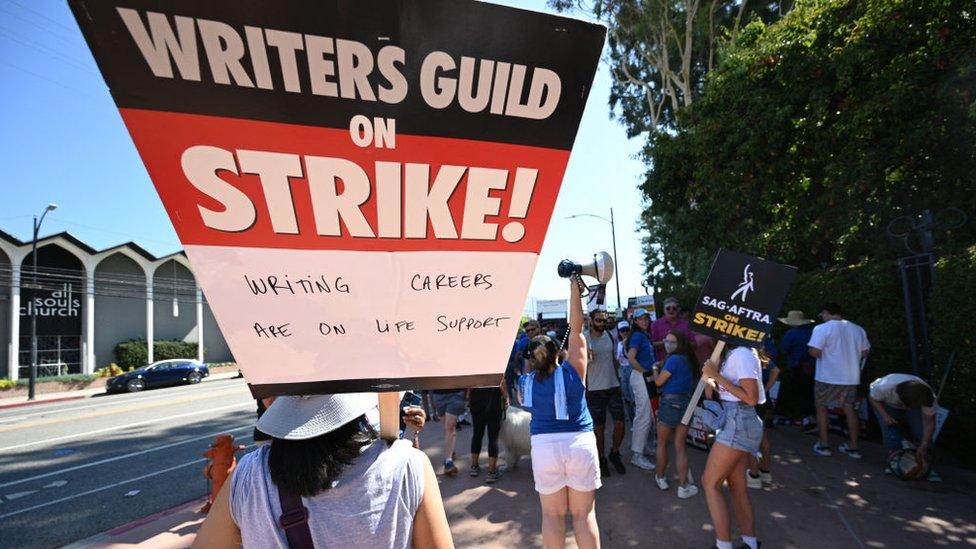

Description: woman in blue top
[519,280,600,549]
[649,329,698,498]
[625,308,655,471]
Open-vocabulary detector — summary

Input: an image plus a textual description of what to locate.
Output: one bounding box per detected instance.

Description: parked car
[106,359,210,393]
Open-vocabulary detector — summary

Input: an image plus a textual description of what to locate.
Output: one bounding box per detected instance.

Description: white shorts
[530,431,602,495]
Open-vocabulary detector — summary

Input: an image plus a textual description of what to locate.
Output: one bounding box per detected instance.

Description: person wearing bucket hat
[777,310,817,425]
[194,393,453,549]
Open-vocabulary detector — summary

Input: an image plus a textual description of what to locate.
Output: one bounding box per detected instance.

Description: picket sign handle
[681,340,726,425]
[378,392,400,441]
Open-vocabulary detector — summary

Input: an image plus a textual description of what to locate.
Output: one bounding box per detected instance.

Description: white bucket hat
[257,393,378,440]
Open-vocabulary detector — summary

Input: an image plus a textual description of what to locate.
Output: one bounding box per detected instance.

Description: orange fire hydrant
[200,434,246,514]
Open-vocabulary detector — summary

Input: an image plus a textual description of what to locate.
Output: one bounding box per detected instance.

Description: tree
[551,0,792,134]
[639,0,976,280]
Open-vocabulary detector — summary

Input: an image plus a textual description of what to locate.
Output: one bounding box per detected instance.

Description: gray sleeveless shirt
[230,439,426,548]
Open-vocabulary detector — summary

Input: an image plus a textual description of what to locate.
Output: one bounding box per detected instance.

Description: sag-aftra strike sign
[691,250,797,348]
[70,0,606,396]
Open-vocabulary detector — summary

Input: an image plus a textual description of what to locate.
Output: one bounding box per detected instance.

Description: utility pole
[28,203,58,401]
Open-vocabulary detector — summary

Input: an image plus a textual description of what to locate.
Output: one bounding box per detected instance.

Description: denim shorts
[657,393,691,428]
[431,391,467,417]
[714,401,763,455]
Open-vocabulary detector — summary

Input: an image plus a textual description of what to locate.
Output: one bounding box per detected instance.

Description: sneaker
[486,469,502,484]
[469,464,481,477]
[813,443,832,456]
[802,424,819,435]
[677,484,699,499]
[926,469,942,483]
[599,457,611,478]
[838,443,862,459]
[608,451,627,474]
[631,453,654,470]
[443,460,458,477]
[747,472,762,489]
[655,475,670,490]
[760,471,772,485]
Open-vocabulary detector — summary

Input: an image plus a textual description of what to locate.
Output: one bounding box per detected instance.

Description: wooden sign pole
[681,340,726,425]
[378,392,401,441]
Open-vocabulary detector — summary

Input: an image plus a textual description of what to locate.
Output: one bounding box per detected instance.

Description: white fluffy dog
[499,405,532,469]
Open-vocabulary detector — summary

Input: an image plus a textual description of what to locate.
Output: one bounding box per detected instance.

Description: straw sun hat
[778,310,814,326]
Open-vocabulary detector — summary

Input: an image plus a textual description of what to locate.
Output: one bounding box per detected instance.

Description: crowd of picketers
[418,295,942,549]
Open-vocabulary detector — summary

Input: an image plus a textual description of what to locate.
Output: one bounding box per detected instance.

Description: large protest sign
[70,0,606,396]
[689,249,797,348]
[681,249,796,424]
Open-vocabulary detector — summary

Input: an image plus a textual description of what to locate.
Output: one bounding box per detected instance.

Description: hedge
[654,244,975,461]
[113,339,200,369]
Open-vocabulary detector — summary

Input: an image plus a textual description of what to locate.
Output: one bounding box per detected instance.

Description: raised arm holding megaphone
[557,251,615,298]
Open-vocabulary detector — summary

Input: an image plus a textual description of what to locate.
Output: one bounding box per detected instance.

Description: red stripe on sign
[119,109,570,253]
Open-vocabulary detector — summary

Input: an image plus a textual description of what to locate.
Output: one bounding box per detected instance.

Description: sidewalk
[0,371,243,409]
[66,414,976,548]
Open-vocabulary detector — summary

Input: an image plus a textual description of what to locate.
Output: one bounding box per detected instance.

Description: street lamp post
[28,203,58,401]
[565,209,623,314]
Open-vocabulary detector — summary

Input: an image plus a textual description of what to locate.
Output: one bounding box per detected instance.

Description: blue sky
[0,0,649,314]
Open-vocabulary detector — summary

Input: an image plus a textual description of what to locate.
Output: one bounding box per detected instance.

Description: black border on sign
[248,373,503,398]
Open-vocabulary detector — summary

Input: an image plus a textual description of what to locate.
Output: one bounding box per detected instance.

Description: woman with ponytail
[519,280,601,549]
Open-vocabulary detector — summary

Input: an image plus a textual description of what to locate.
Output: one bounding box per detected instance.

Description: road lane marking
[0,389,246,433]
[0,426,251,489]
[0,437,254,521]
[0,381,246,423]
[0,402,253,453]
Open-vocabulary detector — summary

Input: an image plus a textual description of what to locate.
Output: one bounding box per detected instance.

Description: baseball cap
[617,320,630,330]
[256,393,378,440]
[633,308,650,319]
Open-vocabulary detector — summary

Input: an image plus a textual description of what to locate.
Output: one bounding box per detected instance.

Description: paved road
[0,378,255,548]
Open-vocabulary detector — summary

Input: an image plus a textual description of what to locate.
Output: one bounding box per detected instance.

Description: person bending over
[868,373,940,480]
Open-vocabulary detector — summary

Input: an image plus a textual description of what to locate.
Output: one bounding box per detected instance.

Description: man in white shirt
[807,302,870,459]
[868,374,937,461]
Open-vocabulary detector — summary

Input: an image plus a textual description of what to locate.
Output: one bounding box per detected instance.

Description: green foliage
[929,245,976,457]
[114,339,148,369]
[113,339,200,368]
[640,0,976,280]
[0,379,15,390]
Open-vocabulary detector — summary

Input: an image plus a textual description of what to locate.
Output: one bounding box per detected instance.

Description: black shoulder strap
[277,486,314,549]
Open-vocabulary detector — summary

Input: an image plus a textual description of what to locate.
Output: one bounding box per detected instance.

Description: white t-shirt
[869,373,937,416]
[808,319,870,385]
[717,347,767,404]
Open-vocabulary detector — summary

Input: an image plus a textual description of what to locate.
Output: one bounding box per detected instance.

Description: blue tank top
[521,362,593,435]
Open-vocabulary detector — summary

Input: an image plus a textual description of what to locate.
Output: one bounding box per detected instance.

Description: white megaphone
[558,251,615,287]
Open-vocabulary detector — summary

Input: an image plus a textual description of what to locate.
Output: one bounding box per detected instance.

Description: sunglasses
[593,318,607,323]
[619,327,630,332]
[665,306,678,311]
